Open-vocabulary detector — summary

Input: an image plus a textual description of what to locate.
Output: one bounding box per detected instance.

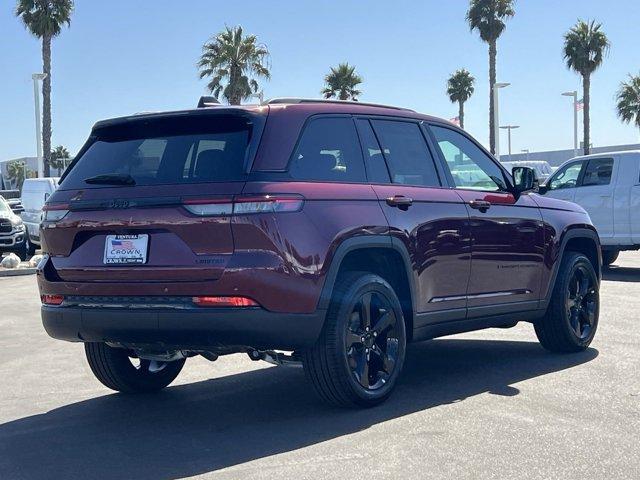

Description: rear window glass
[60,115,253,189]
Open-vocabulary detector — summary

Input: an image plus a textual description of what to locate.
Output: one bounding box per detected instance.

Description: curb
[0,268,37,277]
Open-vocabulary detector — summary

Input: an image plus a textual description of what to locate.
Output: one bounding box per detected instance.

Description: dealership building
[501,142,640,167]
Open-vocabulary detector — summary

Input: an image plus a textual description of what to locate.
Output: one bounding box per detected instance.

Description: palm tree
[50,145,70,175]
[467,0,515,154]
[198,26,270,105]
[321,63,363,101]
[447,69,475,129]
[563,19,610,155]
[616,74,640,135]
[6,160,31,190]
[15,0,74,177]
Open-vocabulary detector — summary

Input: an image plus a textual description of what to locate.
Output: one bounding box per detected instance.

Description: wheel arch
[543,226,601,308]
[318,236,417,341]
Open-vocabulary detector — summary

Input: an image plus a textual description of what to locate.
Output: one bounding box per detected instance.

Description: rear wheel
[303,272,406,407]
[602,249,619,267]
[535,252,599,353]
[85,342,185,393]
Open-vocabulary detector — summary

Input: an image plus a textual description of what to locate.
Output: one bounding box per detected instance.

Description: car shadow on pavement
[602,265,640,282]
[0,338,598,480]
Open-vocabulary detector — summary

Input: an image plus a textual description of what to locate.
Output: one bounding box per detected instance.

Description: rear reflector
[41,294,64,306]
[192,296,259,308]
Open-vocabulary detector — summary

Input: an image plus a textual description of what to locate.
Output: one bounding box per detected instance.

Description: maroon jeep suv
[38,98,601,407]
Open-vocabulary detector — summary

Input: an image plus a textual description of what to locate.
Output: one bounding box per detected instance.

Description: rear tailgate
[41,110,264,283]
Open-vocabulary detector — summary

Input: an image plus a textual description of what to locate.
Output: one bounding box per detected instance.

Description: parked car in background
[0,190,24,214]
[0,196,29,260]
[502,160,554,182]
[540,150,640,266]
[20,177,58,255]
[38,99,601,407]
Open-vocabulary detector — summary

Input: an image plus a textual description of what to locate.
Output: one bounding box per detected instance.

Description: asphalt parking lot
[1,254,639,480]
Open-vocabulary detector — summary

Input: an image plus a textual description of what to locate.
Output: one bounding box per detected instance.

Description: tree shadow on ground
[0,338,598,480]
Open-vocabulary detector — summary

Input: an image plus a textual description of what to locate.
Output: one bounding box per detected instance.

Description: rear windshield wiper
[84,173,136,185]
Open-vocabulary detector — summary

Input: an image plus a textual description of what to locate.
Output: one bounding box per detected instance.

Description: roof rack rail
[263,97,414,112]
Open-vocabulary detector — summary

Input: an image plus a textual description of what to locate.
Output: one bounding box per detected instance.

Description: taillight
[42,203,69,222]
[192,296,259,307]
[182,198,233,216]
[41,294,64,306]
[234,195,304,214]
[181,195,303,216]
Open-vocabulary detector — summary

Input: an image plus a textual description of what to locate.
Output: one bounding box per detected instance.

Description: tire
[85,342,185,393]
[535,252,599,353]
[602,249,619,267]
[27,238,37,256]
[303,272,407,408]
[15,241,28,261]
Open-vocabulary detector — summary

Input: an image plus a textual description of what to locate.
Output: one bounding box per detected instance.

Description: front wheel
[85,342,185,393]
[303,272,407,407]
[535,252,599,353]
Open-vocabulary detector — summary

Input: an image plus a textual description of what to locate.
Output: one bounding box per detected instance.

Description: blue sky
[1,0,639,160]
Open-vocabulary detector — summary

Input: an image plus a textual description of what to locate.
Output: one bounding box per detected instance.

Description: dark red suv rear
[39,99,601,406]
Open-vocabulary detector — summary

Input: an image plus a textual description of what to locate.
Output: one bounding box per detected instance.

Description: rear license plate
[103,234,149,264]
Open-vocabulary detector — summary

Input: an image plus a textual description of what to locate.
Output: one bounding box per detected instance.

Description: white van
[540,150,640,265]
[20,177,59,252]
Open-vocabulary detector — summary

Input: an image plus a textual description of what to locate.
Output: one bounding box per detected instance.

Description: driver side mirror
[512,166,539,193]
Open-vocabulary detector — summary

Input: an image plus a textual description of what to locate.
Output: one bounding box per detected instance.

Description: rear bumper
[41,305,325,351]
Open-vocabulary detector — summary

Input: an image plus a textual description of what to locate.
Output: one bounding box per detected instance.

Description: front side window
[289,117,366,182]
[370,120,440,187]
[581,158,613,186]
[548,161,584,190]
[430,125,507,191]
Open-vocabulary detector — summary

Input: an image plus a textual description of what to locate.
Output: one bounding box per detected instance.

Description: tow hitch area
[247,349,302,367]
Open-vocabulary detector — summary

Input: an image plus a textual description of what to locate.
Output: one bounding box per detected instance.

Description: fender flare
[316,235,417,314]
[541,226,601,309]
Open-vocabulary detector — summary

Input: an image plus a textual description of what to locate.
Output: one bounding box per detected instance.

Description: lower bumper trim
[41,305,325,351]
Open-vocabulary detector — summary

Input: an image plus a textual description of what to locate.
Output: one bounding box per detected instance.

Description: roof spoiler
[197,96,220,108]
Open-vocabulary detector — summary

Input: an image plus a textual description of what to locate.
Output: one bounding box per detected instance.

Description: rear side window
[289,117,366,182]
[581,158,613,186]
[60,115,254,189]
[370,120,440,187]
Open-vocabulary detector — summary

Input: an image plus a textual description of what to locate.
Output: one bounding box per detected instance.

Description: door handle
[386,195,413,210]
[469,200,491,212]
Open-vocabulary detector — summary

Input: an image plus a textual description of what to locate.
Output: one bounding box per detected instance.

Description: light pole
[500,125,520,161]
[562,91,578,158]
[521,149,530,161]
[32,73,47,178]
[493,82,510,161]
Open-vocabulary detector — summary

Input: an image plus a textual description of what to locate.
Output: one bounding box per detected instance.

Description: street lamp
[500,125,520,161]
[32,73,47,178]
[562,91,578,158]
[493,82,510,161]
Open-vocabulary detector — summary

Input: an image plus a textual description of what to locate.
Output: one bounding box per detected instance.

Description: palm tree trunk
[489,39,497,154]
[583,73,591,155]
[42,34,52,177]
[459,100,465,129]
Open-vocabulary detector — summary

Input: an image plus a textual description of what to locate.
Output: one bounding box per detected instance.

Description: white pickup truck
[540,150,640,266]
